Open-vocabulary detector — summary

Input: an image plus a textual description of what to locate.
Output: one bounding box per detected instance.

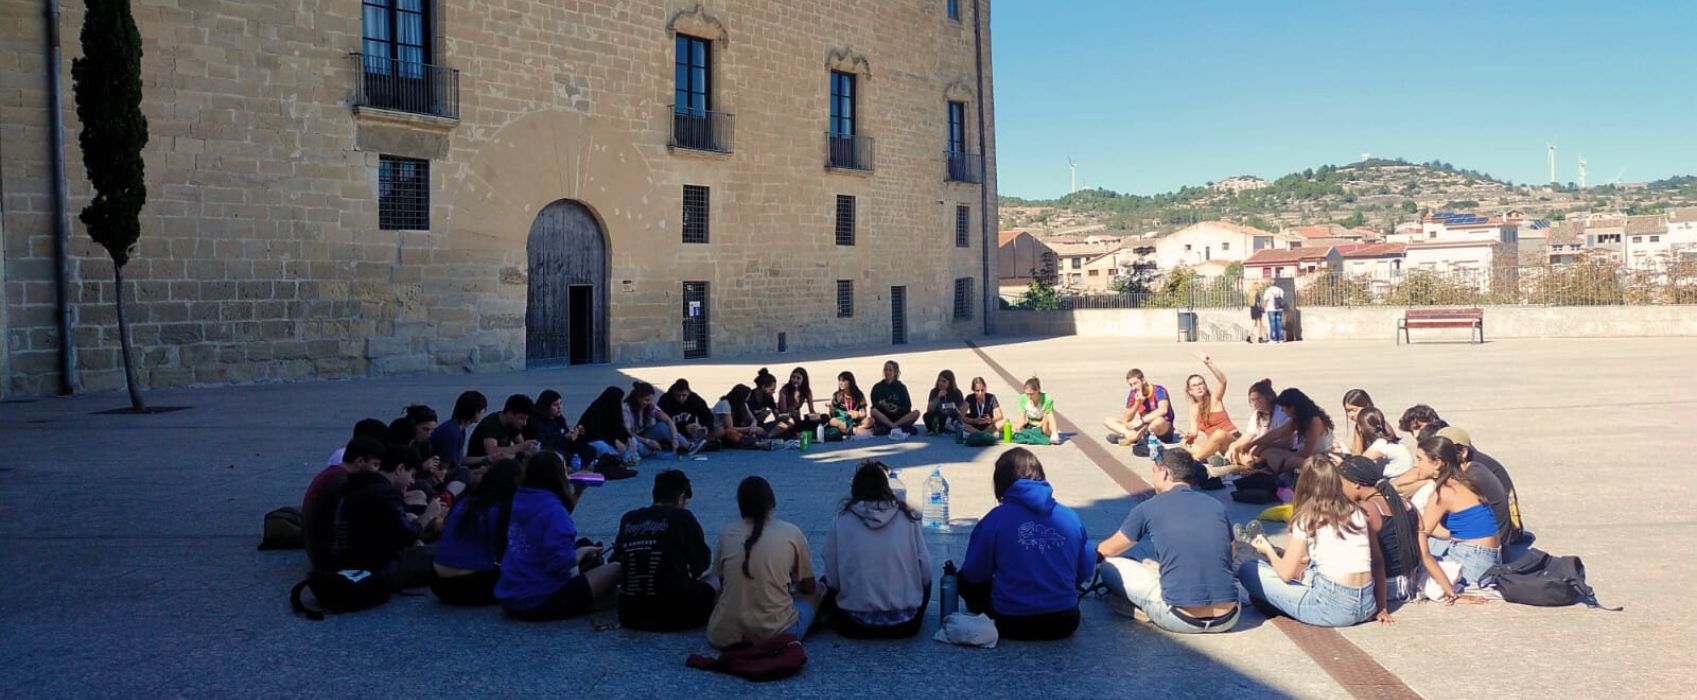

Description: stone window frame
[668,5,732,117]
[825,49,873,159]
[953,278,974,321]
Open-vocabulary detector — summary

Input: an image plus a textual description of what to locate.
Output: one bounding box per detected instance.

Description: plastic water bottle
[569,453,583,472]
[1002,422,1013,443]
[924,466,950,530]
[816,424,826,444]
[799,429,813,451]
[939,560,959,622]
[888,468,907,506]
[1147,432,1164,462]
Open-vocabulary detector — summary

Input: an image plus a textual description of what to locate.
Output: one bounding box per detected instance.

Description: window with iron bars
[835,195,856,246]
[682,185,709,243]
[378,155,429,230]
[955,205,970,248]
[953,278,974,321]
[837,280,854,318]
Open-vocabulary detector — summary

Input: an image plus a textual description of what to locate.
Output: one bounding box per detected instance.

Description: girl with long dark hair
[1352,407,1412,477]
[1339,455,1420,606]
[578,387,633,459]
[1258,388,1335,473]
[1239,453,1385,627]
[495,452,623,620]
[959,448,1090,640]
[625,382,685,459]
[706,477,821,649]
[431,459,522,606]
[821,461,934,638]
[713,384,777,449]
[829,371,873,437]
[923,370,966,436]
[775,367,819,437]
[961,376,1006,436]
[1410,436,1501,602]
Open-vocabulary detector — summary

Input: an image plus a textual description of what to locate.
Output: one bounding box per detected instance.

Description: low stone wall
[995,305,1697,341]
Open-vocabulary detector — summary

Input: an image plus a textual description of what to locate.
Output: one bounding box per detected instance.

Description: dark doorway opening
[682,281,710,359]
[568,285,594,365]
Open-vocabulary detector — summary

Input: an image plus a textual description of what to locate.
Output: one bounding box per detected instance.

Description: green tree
[1338,210,1367,227]
[1244,215,1276,232]
[1015,279,1063,311]
[1443,200,1479,210]
[73,0,150,410]
[1385,269,1481,306]
[1304,272,1375,306]
[1400,200,1419,213]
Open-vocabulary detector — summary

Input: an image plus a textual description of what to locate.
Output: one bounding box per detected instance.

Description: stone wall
[994,305,1697,341]
[0,0,998,397]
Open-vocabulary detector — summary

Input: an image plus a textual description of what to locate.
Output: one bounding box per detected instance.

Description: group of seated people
[294,360,1528,648]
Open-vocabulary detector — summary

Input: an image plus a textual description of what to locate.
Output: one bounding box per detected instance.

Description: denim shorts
[786,597,818,638]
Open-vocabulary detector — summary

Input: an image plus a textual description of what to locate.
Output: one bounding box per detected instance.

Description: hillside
[999,159,1697,235]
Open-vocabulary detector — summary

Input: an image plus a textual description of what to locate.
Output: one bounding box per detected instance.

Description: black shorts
[1250,305,1264,320]
[505,574,595,621]
[431,568,499,607]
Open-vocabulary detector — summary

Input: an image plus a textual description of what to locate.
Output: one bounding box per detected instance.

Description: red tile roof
[1335,243,1406,258]
[1244,246,1335,266]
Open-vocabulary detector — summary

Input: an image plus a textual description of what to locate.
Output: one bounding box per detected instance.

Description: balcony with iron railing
[946,150,984,183]
[825,132,875,171]
[669,108,735,153]
[350,53,460,122]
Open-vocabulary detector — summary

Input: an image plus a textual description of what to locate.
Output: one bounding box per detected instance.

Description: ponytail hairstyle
[1247,378,1277,420]
[1339,455,1417,570]
[844,460,920,521]
[1342,389,1374,414]
[753,368,778,391]
[1023,376,1042,394]
[736,476,778,579]
[1291,453,1362,538]
[1417,435,1479,496]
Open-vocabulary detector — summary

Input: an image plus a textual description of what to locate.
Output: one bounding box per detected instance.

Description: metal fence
[945,150,984,183]
[1007,263,1697,310]
[670,108,735,153]
[351,54,460,120]
[826,132,875,171]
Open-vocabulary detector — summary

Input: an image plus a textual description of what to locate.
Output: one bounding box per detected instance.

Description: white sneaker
[888,428,908,441]
[1049,434,1062,445]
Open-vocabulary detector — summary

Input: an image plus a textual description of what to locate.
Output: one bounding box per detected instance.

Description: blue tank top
[1443,504,1498,541]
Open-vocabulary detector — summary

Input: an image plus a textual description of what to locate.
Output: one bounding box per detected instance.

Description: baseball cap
[1435,426,1472,447]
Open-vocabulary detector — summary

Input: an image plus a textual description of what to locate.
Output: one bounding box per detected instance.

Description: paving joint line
[963,339,1423,700]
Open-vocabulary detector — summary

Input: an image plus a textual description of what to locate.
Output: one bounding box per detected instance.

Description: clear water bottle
[569,452,583,472]
[939,560,959,622]
[887,468,907,507]
[924,466,950,530]
[1147,432,1164,462]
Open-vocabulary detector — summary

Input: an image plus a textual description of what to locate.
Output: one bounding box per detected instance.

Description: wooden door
[526,200,607,365]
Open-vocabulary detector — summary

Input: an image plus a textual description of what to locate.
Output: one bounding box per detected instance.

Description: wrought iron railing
[946,150,983,183]
[351,53,460,120]
[826,132,875,171]
[670,108,735,153]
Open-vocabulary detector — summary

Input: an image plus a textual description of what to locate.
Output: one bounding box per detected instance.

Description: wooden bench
[1398,308,1484,345]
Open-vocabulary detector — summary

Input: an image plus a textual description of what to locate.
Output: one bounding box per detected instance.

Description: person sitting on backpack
[821,461,934,639]
[303,434,383,571]
[496,452,623,620]
[1409,435,1501,602]
[613,469,718,632]
[430,459,522,607]
[1096,448,1239,634]
[707,477,821,649]
[1239,453,1389,627]
[331,442,443,589]
[959,448,1092,640]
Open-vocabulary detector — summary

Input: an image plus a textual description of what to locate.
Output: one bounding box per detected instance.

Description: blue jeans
[1267,310,1285,342]
[785,597,817,639]
[1428,538,1501,590]
[1238,561,1375,627]
[1100,558,1238,634]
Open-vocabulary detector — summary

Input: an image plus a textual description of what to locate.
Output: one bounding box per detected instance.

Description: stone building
[0,0,998,397]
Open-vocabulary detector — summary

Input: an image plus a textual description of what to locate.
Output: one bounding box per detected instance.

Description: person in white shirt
[1352,407,1413,477]
[1239,454,1390,627]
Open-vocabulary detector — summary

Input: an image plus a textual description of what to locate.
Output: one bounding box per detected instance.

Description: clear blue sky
[990,0,1697,199]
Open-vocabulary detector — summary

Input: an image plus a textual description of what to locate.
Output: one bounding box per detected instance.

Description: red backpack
[686,633,808,682]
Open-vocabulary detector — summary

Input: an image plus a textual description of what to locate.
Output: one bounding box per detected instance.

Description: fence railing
[1005,263,1697,310]
[670,108,735,153]
[945,150,983,183]
[826,132,875,171]
[351,54,459,120]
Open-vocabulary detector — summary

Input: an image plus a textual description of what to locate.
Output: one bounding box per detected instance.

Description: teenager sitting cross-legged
[707,477,822,649]
[430,459,521,607]
[869,361,921,438]
[959,448,1092,640]
[821,461,934,639]
[496,452,623,621]
[613,469,717,632]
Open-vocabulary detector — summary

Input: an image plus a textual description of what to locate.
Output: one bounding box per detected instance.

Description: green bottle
[800,429,813,451]
[1002,422,1013,443]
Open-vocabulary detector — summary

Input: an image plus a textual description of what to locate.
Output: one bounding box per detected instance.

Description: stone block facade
[0,0,998,397]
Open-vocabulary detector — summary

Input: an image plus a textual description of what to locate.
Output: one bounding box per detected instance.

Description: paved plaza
[2,335,1693,698]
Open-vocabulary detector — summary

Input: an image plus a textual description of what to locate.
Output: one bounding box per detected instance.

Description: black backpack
[257,507,304,550]
[1485,548,1619,610]
[290,569,391,620]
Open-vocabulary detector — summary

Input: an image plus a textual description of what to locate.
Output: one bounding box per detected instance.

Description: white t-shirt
[1292,509,1371,581]
[1370,438,1414,477]
[1410,481,1436,515]
[325,448,344,468]
[1262,286,1286,311]
[1254,405,1290,438]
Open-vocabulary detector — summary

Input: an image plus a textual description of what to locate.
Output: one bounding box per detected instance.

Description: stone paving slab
[1,335,1693,697]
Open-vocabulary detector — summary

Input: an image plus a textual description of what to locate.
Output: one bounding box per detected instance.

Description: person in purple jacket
[958,448,1093,640]
[495,452,622,620]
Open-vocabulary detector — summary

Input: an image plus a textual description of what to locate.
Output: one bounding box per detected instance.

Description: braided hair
[1340,455,1418,574]
[736,476,777,579]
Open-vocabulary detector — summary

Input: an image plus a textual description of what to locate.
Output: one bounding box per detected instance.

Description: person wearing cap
[1096,448,1239,633]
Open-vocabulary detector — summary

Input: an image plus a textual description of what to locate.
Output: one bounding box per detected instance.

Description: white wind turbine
[1577,156,1588,190]
[1067,157,1078,194]
[1547,143,1557,184]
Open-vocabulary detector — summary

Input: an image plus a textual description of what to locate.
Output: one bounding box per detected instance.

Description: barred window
[835,195,856,246]
[955,205,970,248]
[837,280,854,318]
[953,277,973,320]
[682,185,709,243]
[379,155,429,230]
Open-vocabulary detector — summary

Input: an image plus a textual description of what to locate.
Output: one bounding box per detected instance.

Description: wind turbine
[1613,168,1625,187]
[1577,156,1588,190]
[1546,143,1557,184]
[1067,157,1078,194]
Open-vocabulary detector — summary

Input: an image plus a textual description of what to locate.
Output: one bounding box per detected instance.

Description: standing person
[469,394,538,466]
[1105,369,1175,449]
[1257,388,1335,474]
[613,469,717,632]
[1248,286,1266,343]
[1014,377,1061,445]
[821,461,934,639]
[775,367,819,438]
[626,382,688,459]
[1353,407,1414,478]
[959,448,1092,640]
[1222,378,1288,474]
[303,436,384,572]
[961,376,1006,436]
[429,391,488,474]
[1096,448,1239,634]
[659,379,718,446]
[431,459,522,606]
[1238,454,1389,627]
[1180,355,1238,464]
[869,361,921,438]
[829,371,874,437]
[923,370,966,436]
[1338,455,1421,604]
[1264,283,1287,344]
[496,452,623,621]
[713,385,777,450]
[1410,436,1501,601]
[706,477,821,649]
[576,387,640,479]
[332,442,443,589]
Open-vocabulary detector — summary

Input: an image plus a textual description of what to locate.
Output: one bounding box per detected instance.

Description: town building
[1336,243,1407,281]
[1211,175,1268,193]
[1623,214,1671,270]
[1668,208,1697,264]
[1154,221,1296,271]
[1404,239,1516,277]
[1242,246,1340,281]
[1,0,997,396]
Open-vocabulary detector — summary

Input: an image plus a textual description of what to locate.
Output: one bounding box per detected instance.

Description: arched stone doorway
[526,200,608,366]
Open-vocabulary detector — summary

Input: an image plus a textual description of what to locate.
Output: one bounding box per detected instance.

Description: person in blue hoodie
[496,452,623,621]
[959,447,1093,640]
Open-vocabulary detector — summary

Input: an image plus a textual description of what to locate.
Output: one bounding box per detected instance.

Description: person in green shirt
[868,361,921,438]
[1014,377,1061,445]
